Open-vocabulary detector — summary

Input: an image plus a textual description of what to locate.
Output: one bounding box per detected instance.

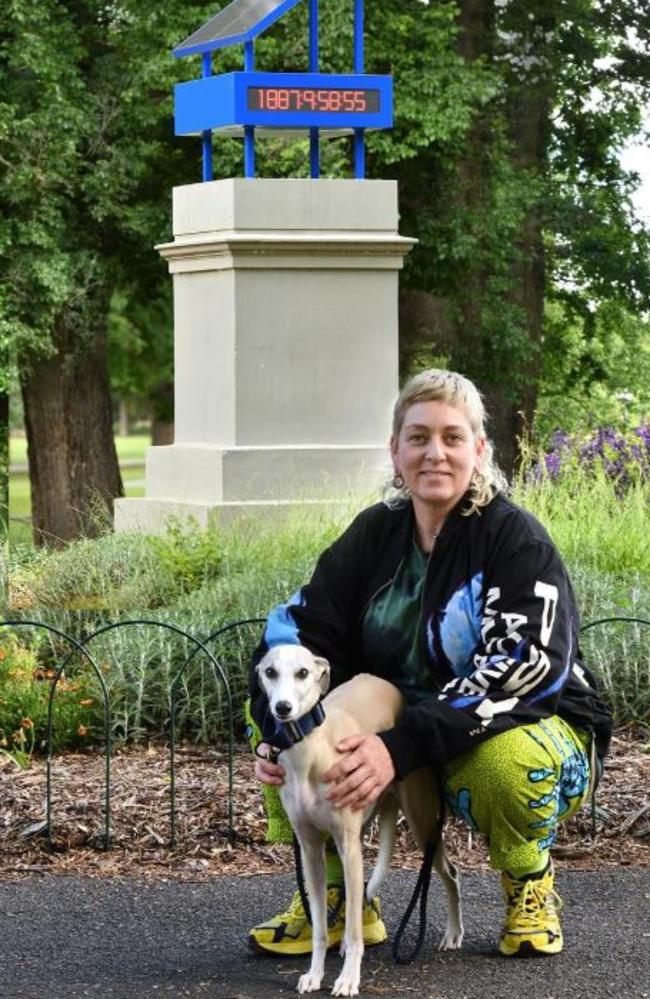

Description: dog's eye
[296,668,309,680]
[264,667,278,679]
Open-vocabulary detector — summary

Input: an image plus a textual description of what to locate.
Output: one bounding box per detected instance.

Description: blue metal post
[244,41,256,178]
[201,52,213,182]
[353,0,365,179]
[309,0,320,178]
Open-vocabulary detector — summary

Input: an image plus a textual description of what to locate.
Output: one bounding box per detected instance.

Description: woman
[246,369,612,958]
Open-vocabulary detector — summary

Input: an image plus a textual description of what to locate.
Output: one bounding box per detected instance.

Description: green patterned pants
[442,715,592,875]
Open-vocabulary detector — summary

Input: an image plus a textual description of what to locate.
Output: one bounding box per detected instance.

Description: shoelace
[508,878,563,928]
[281,888,343,922]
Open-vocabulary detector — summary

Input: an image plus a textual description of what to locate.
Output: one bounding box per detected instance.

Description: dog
[256,644,464,997]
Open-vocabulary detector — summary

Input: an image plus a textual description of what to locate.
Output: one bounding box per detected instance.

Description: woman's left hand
[323,733,396,812]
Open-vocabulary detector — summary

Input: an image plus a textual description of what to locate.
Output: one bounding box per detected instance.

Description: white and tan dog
[256,644,463,997]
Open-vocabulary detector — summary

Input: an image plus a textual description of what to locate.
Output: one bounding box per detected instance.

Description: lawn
[9,433,149,467]
[8,434,148,546]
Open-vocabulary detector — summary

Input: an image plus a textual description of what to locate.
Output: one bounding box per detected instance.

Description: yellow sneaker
[248,885,387,956]
[499,864,563,957]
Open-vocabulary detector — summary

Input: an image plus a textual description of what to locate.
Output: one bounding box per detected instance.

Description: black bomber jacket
[249,493,613,779]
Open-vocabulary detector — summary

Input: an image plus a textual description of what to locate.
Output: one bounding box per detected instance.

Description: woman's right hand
[254,743,285,786]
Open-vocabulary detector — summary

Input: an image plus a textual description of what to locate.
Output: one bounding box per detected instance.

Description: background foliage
[6,442,650,748]
[2,0,650,446]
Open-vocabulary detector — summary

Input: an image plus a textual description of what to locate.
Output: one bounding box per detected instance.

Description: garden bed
[1,727,648,882]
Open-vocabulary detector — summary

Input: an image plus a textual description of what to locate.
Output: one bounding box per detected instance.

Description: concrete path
[0,869,648,999]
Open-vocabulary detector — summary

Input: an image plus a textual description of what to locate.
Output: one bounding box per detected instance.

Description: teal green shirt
[361,539,436,705]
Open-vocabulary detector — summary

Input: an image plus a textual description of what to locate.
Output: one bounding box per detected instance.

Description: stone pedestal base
[114,179,413,534]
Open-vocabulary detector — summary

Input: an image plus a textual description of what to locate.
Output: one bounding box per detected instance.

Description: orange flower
[20,717,34,729]
[0,649,6,661]
[77,725,88,737]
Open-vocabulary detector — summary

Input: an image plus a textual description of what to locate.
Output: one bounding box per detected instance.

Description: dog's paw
[298,972,323,993]
[331,974,360,997]
[438,927,464,951]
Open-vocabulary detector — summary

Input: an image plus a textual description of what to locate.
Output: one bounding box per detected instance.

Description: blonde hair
[389,368,508,515]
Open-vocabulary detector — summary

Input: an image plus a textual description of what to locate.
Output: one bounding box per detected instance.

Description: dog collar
[270,701,326,752]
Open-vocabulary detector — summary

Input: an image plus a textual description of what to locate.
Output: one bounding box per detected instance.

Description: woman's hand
[254,743,285,786]
[323,734,395,812]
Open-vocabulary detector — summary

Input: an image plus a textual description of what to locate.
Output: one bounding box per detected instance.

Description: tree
[371,0,650,471]
[1,1,219,544]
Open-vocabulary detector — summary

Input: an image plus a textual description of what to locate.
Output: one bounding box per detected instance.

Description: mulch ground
[1,728,648,881]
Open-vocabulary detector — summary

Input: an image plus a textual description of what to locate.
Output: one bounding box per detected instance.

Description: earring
[392,473,405,489]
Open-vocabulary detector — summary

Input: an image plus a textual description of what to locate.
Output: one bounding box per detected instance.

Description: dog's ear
[313,656,330,696]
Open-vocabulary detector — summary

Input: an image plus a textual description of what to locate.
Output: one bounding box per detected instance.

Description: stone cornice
[156,230,416,272]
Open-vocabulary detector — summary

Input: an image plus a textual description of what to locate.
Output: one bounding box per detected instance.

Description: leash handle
[254,742,281,764]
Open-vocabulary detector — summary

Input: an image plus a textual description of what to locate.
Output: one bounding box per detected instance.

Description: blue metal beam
[244,41,256,178]
[201,52,213,182]
[309,0,320,179]
[353,0,365,179]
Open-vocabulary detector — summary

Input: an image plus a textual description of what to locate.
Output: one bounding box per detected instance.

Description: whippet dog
[256,644,464,997]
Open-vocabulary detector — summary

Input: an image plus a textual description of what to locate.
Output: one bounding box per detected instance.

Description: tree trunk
[21,318,123,547]
[455,0,521,471]
[118,398,130,437]
[500,7,552,465]
[151,420,174,446]
[443,0,549,477]
[0,386,7,548]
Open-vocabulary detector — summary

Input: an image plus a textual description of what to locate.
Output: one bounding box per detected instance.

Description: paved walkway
[1,869,648,999]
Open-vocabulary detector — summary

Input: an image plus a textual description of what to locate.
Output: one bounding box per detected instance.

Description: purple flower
[531,425,650,489]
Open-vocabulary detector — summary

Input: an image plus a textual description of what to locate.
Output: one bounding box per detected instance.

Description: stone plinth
[114,178,414,533]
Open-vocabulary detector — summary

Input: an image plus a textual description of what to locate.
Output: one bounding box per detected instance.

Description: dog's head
[256,645,330,723]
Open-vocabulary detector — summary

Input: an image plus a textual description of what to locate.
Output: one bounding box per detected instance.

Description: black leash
[293,834,312,925]
[391,836,435,964]
[392,785,446,965]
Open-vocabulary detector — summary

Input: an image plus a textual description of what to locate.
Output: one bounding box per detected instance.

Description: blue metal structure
[173,0,392,181]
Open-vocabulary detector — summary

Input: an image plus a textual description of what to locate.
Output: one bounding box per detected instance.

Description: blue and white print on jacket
[429,572,484,677]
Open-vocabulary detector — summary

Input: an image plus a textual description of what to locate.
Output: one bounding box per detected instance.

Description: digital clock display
[247,86,380,114]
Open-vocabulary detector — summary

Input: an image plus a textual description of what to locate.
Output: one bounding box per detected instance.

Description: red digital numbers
[298,89,316,110]
[253,88,369,113]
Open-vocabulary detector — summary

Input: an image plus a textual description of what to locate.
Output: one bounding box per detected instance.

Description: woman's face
[391,400,485,519]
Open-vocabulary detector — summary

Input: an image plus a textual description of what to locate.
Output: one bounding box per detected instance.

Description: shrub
[147,517,223,594]
[0,631,97,758]
[5,487,649,745]
[515,442,649,576]
[8,518,224,611]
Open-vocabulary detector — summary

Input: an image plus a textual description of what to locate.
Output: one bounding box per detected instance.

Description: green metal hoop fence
[0,616,265,849]
[1,613,648,852]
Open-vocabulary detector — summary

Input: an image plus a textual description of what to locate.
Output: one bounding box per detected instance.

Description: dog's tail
[365,794,399,901]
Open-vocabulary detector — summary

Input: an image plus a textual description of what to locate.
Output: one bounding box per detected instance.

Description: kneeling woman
[247,368,612,958]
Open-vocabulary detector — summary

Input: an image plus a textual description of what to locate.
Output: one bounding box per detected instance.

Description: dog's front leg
[296,828,327,995]
[331,825,364,997]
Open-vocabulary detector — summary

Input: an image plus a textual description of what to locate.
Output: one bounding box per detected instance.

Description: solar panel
[174,0,304,57]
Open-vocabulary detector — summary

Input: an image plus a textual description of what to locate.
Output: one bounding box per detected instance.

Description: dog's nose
[275,700,293,719]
